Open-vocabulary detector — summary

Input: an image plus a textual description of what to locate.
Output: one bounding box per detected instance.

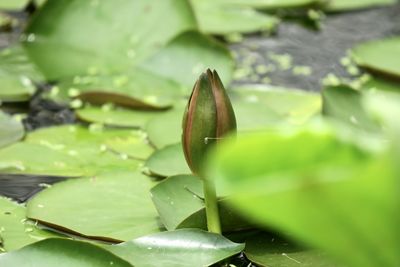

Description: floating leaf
[106,229,245,267]
[0,46,43,102]
[245,232,339,267]
[105,134,154,161]
[151,175,250,232]
[0,125,141,176]
[325,0,396,11]
[190,1,278,34]
[24,1,233,91]
[322,85,380,132]
[145,143,191,177]
[362,77,400,92]
[0,238,133,267]
[27,171,162,242]
[0,111,24,148]
[207,126,399,267]
[0,0,29,10]
[352,37,400,79]
[0,197,59,252]
[210,0,319,9]
[146,109,183,149]
[76,105,162,128]
[233,85,322,125]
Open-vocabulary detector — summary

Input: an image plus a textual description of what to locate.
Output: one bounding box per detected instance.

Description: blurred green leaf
[0,111,24,149]
[105,134,154,161]
[208,0,319,9]
[352,37,400,79]
[245,232,340,267]
[151,175,250,232]
[0,238,133,267]
[106,229,245,267]
[0,46,43,102]
[322,85,380,132]
[325,0,396,11]
[0,0,29,10]
[27,171,162,242]
[145,143,190,177]
[0,197,59,252]
[207,126,399,267]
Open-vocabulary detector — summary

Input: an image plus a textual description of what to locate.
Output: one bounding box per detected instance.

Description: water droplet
[350,116,358,124]
[69,99,83,109]
[127,49,136,58]
[120,154,128,160]
[147,247,152,250]
[68,87,80,97]
[37,204,44,208]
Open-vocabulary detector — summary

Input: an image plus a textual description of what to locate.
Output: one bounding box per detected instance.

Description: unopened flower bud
[182,69,236,174]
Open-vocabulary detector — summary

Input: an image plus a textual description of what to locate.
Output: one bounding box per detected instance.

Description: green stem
[203,178,221,234]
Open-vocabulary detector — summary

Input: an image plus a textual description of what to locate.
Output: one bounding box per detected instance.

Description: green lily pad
[146,108,184,149]
[56,70,184,109]
[211,0,319,9]
[151,175,250,232]
[325,0,396,11]
[0,111,24,148]
[0,125,141,176]
[322,85,380,132]
[0,143,86,177]
[0,46,44,102]
[24,1,233,90]
[0,0,29,10]
[145,143,190,177]
[27,171,162,242]
[207,126,399,267]
[0,197,59,252]
[352,37,400,79]
[76,105,163,128]
[106,229,245,267]
[245,232,339,267]
[0,238,133,267]
[233,85,322,125]
[190,1,279,34]
[105,134,154,161]
[362,77,400,92]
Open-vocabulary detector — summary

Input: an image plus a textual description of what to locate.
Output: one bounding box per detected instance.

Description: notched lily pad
[27,171,162,242]
[0,197,59,252]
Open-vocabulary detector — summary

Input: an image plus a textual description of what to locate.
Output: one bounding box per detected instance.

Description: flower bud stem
[203,178,221,234]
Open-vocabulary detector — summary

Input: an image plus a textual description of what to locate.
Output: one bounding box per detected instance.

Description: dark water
[1,4,400,202]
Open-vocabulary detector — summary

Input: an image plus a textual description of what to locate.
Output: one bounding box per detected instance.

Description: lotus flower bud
[182,69,236,174]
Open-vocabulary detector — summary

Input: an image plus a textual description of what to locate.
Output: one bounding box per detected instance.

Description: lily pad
[207,126,399,267]
[0,125,141,176]
[27,171,162,242]
[245,232,339,267]
[325,0,396,11]
[145,143,191,177]
[190,1,279,34]
[0,46,43,102]
[351,37,400,79]
[322,85,380,132]
[146,108,184,149]
[0,111,24,148]
[362,77,400,92]
[107,229,245,267]
[76,105,163,128]
[211,0,319,9]
[56,70,184,109]
[233,85,322,125]
[0,0,29,10]
[24,1,233,90]
[105,134,154,161]
[0,238,133,267]
[0,197,59,252]
[151,175,250,232]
